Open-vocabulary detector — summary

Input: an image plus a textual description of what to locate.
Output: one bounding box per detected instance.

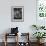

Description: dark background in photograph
[14,8,22,19]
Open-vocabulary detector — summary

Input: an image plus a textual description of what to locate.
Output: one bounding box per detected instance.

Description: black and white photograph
[11,6,24,22]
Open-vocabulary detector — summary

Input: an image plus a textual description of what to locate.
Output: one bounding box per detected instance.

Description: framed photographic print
[11,6,24,22]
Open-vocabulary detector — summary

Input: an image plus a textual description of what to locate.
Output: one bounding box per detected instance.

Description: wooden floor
[0,42,46,46]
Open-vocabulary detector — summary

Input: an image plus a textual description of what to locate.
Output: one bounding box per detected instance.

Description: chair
[18,33,30,46]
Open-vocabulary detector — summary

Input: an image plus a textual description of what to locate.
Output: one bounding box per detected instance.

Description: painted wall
[0,0,36,42]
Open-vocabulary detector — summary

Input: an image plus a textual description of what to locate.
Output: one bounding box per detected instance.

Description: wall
[0,0,36,42]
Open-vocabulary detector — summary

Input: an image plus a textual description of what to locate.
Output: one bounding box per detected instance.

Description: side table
[4,33,18,46]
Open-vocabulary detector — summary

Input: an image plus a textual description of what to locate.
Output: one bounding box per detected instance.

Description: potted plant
[33,32,46,43]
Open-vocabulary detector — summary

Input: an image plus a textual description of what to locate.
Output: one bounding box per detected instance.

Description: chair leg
[4,41,7,46]
[4,33,7,46]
